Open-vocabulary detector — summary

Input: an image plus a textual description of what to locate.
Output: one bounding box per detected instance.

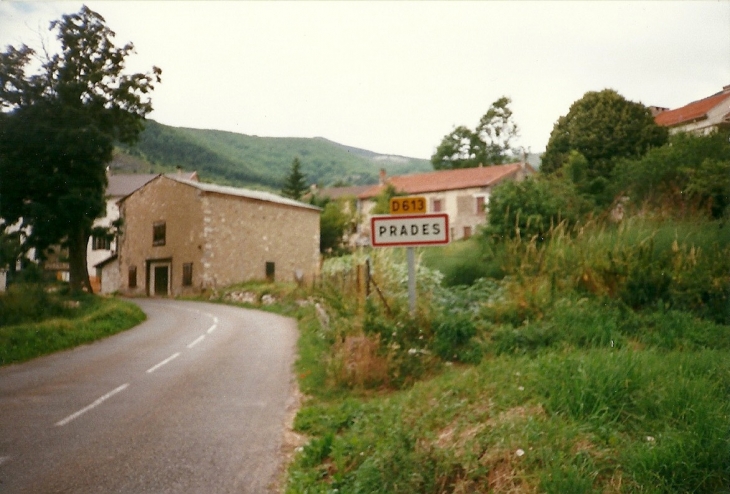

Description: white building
[654,84,730,135]
[355,162,534,243]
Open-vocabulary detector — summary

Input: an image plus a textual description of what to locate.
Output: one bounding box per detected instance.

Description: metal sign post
[407,246,416,313]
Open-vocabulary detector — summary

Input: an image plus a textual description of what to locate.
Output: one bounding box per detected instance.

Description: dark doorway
[154,265,169,296]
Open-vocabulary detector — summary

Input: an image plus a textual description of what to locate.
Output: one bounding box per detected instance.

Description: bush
[611,131,730,218]
[484,175,592,243]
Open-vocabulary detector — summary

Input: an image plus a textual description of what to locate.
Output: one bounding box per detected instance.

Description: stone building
[88,172,159,293]
[117,175,320,296]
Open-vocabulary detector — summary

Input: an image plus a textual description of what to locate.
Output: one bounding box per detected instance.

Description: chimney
[649,106,669,117]
[379,169,386,185]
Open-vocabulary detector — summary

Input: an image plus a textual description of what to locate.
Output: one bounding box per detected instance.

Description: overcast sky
[1,1,728,159]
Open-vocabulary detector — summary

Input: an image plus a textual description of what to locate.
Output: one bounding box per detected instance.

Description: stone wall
[118,177,205,296]
[201,192,320,288]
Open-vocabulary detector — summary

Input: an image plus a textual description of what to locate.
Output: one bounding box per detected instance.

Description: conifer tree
[281,157,308,200]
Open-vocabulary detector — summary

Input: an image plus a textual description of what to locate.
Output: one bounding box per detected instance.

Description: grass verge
[0,290,146,365]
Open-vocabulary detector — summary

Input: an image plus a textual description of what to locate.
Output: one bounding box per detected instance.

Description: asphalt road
[0,299,299,493]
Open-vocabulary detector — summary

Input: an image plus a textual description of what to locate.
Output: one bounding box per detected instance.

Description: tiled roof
[358,162,530,199]
[316,185,374,200]
[167,176,322,212]
[654,89,730,127]
[106,174,158,197]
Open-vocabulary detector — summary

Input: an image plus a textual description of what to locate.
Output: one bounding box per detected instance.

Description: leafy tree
[320,202,351,255]
[281,157,308,200]
[541,89,668,184]
[0,226,22,272]
[0,6,161,293]
[371,184,403,214]
[432,96,519,170]
[308,193,356,255]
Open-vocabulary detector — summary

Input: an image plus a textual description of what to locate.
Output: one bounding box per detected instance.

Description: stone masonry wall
[118,177,205,296]
[200,192,320,288]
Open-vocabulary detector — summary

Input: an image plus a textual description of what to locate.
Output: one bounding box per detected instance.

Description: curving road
[0,299,299,493]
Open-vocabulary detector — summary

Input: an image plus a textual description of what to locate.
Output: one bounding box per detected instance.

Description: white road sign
[370,213,449,247]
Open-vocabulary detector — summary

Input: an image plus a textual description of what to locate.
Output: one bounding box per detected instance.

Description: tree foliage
[371,184,403,215]
[541,89,668,182]
[281,157,308,200]
[432,96,519,170]
[0,6,161,292]
[483,176,592,242]
[611,131,730,219]
[319,202,352,255]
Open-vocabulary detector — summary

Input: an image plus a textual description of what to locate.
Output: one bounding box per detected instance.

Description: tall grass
[288,348,730,493]
[490,217,730,324]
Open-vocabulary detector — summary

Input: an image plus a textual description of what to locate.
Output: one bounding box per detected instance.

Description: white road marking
[207,324,217,334]
[213,316,219,324]
[187,335,205,348]
[146,352,181,374]
[55,383,130,427]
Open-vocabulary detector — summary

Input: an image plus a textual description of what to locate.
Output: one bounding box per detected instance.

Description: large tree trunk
[68,226,93,294]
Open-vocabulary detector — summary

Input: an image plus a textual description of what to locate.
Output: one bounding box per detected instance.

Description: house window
[128,265,137,288]
[476,196,487,213]
[153,221,166,246]
[92,234,111,250]
[182,263,193,286]
[463,226,472,239]
[266,261,275,281]
[432,198,442,212]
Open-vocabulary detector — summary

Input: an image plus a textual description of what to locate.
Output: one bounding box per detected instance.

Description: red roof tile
[655,89,730,127]
[359,162,531,199]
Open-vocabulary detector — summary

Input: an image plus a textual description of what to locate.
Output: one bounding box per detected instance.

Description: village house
[351,162,534,244]
[653,84,730,135]
[88,172,159,292]
[116,174,320,297]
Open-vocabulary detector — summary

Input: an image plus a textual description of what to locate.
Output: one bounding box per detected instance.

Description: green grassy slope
[117,120,432,189]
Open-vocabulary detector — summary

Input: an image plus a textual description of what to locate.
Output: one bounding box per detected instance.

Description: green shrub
[611,131,730,218]
[484,175,592,243]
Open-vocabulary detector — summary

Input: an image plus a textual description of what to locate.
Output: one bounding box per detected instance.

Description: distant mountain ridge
[115,121,433,190]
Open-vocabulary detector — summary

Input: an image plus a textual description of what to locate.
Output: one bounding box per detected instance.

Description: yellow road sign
[389,196,427,215]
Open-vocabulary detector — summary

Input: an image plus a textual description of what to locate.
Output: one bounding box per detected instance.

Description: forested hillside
[115,120,432,189]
